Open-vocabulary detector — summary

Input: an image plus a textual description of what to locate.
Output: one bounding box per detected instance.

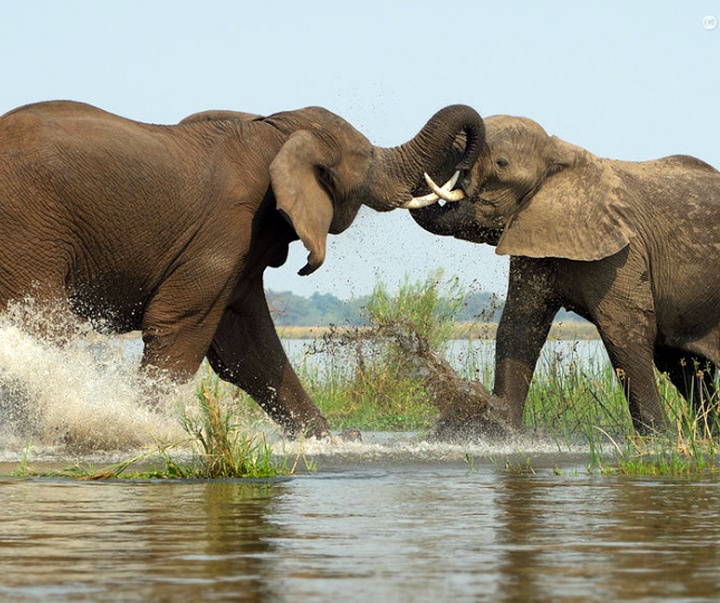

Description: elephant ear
[496,160,637,261]
[270,130,336,276]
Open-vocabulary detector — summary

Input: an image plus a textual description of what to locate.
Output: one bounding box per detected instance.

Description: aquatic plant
[177,376,282,478]
[589,382,720,476]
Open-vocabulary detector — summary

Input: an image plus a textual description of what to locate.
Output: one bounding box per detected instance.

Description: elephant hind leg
[654,346,718,425]
[599,332,668,435]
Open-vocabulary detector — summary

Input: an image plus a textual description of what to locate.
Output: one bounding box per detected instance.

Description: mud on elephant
[0,100,485,438]
[412,115,720,435]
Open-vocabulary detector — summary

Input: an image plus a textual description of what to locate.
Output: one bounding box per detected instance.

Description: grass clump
[174,377,281,479]
[301,357,434,432]
[590,377,720,476]
[592,428,720,477]
[523,344,632,444]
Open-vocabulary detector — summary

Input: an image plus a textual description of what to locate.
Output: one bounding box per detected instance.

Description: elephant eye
[495,157,509,168]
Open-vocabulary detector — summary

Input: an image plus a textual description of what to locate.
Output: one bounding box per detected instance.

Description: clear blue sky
[2,1,718,299]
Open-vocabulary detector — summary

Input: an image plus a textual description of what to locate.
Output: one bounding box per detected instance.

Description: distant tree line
[267,288,584,327]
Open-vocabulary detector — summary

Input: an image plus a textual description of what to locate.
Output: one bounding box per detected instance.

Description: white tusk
[423,171,466,202]
[423,172,448,197]
[437,169,460,191]
[435,187,465,201]
[401,192,440,209]
[401,170,465,209]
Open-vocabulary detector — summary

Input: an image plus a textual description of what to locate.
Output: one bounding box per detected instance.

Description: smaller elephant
[412,115,720,435]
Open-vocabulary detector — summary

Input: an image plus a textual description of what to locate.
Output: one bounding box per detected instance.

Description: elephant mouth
[400,171,467,209]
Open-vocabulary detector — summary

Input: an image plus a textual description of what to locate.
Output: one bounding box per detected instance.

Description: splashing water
[0,302,600,466]
[0,303,189,458]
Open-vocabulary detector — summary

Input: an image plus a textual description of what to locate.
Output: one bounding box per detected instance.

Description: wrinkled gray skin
[0,100,484,438]
[412,115,720,435]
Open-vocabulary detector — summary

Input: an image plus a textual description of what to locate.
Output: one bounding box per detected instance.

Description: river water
[1,326,719,602]
[3,449,720,602]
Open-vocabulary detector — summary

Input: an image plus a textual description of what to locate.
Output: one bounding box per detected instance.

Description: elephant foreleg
[491,258,560,428]
[206,280,330,438]
[140,299,223,381]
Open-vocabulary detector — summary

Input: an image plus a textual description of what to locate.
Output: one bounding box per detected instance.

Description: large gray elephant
[0,100,485,438]
[411,115,720,435]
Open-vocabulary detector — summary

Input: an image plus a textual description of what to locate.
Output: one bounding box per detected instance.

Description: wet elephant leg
[602,335,667,434]
[206,278,330,438]
[492,258,560,428]
[569,251,669,434]
[591,292,666,433]
[593,293,666,434]
[140,297,222,381]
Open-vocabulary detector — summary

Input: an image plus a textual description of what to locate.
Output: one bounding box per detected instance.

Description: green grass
[299,354,437,431]
[590,376,720,476]
[295,270,468,432]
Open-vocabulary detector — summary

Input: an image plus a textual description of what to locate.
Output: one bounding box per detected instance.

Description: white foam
[274,430,598,465]
[0,306,187,456]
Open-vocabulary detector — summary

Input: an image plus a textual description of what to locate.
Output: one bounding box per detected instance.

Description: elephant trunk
[401,103,486,172]
[368,105,486,211]
[409,202,464,236]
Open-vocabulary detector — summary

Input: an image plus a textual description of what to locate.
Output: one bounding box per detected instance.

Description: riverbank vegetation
[290,271,720,477]
[268,285,587,332]
[12,271,719,479]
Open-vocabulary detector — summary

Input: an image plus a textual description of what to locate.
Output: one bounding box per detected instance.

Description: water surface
[0,321,716,602]
[2,439,720,602]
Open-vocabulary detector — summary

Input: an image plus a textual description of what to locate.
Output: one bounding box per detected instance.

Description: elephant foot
[433,393,514,442]
[282,411,333,441]
[434,410,511,442]
[286,426,362,444]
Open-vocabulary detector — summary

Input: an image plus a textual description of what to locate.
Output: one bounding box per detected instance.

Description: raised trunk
[367,105,486,210]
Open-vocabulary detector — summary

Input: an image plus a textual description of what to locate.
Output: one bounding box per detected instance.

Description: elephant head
[410,115,638,262]
[181,105,486,276]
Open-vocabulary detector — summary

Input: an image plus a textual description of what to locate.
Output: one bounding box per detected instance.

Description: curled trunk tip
[429,104,486,171]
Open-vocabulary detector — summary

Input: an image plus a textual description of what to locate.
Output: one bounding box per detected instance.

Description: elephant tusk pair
[401,170,466,209]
